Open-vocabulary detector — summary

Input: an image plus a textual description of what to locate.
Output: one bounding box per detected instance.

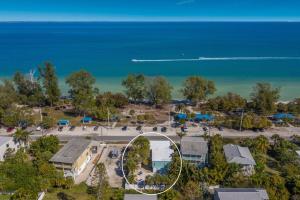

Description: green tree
[90,163,111,200]
[182,76,216,103]
[13,71,45,106]
[208,92,246,112]
[158,189,182,200]
[66,70,97,115]
[182,180,202,200]
[250,82,280,115]
[10,188,38,200]
[30,135,60,158]
[253,135,270,155]
[14,129,30,147]
[145,76,173,105]
[122,74,145,102]
[39,62,61,106]
[0,80,18,110]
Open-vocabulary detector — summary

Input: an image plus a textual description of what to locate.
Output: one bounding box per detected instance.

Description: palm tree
[14,129,30,147]
[254,135,270,154]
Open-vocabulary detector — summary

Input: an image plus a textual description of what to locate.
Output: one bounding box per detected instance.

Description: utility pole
[239,109,244,132]
[107,108,110,128]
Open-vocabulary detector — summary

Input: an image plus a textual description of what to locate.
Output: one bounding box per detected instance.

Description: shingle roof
[215,188,269,200]
[124,194,157,200]
[150,140,173,162]
[180,137,208,156]
[50,139,91,164]
[0,136,13,147]
[223,144,256,165]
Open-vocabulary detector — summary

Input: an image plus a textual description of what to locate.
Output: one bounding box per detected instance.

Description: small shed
[57,119,70,126]
[272,113,295,120]
[82,116,92,124]
[194,113,214,121]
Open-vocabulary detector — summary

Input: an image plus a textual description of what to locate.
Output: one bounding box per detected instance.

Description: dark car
[218,126,224,131]
[58,126,63,132]
[161,127,167,132]
[171,122,181,128]
[122,126,127,131]
[153,127,158,131]
[69,126,76,131]
[6,127,14,132]
[94,126,99,131]
[203,127,208,132]
[136,126,142,131]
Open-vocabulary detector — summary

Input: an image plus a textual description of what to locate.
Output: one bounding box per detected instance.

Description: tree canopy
[250,82,280,115]
[181,76,216,102]
[145,76,173,105]
[38,62,61,106]
[66,70,97,115]
[122,74,145,102]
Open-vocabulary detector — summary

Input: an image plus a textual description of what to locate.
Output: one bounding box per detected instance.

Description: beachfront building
[124,194,157,200]
[223,144,256,175]
[49,139,92,179]
[0,136,21,161]
[214,188,269,200]
[150,140,173,173]
[180,136,208,167]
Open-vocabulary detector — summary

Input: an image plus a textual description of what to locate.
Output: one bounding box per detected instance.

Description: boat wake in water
[131,57,300,62]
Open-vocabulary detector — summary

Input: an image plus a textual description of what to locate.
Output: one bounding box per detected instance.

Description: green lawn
[44,183,95,200]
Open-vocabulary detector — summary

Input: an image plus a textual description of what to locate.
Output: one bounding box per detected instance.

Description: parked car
[69,126,76,131]
[94,126,99,131]
[181,126,188,132]
[6,127,14,132]
[58,126,63,132]
[36,126,42,131]
[218,126,223,131]
[122,126,127,131]
[171,122,181,128]
[82,126,87,131]
[203,127,208,132]
[153,127,158,131]
[136,126,142,131]
[161,127,167,132]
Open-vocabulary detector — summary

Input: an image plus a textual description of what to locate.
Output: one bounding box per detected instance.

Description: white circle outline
[121,131,183,195]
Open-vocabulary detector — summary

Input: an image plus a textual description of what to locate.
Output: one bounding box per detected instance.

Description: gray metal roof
[0,136,13,147]
[124,194,157,200]
[49,139,91,164]
[214,188,269,200]
[181,137,208,156]
[223,144,256,165]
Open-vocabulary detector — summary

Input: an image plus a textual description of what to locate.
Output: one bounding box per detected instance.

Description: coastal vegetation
[0,135,72,199]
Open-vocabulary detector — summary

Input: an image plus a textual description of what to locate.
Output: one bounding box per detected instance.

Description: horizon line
[1,20,300,23]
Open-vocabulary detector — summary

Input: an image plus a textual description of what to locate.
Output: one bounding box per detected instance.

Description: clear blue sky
[0,0,300,21]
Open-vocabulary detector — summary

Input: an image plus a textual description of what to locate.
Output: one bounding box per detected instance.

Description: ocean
[0,22,300,100]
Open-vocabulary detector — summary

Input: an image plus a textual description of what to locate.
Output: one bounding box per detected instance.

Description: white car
[36,126,42,131]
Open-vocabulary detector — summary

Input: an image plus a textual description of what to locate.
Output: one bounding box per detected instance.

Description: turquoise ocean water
[0,22,300,100]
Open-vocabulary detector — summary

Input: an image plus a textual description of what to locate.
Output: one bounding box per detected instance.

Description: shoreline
[1,75,300,101]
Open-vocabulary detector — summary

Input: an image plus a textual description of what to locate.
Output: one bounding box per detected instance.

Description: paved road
[30,134,181,143]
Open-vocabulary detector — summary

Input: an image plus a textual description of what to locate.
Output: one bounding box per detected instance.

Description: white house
[150,140,173,173]
[0,136,21,161]
[223,144,256,175]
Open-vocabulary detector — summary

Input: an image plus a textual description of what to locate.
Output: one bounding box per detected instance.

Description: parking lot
[99,144,125,188]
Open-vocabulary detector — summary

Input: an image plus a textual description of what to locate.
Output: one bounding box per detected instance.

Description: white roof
[150,140,173,162]
[0,136,14,147]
